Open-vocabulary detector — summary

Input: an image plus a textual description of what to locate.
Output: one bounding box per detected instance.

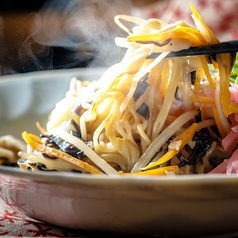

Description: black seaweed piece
[74,104,85,116]
[62,144,85,160]
[195,109,202,123]
[42,152,58,160]
[43,134,60,149]
[48,135,70,150]
[77,150,85,160]
[194,110,212,136]
[136,103,150,120]
[71,119,82,138]
[70,130,81,139]
[48,135,84,159]
[211,125,221,138]
[206,52,236,72]
[228,116,232,125]
[190,71,196,85]
[205,53,217,64]
[174,86,181,101]
[178,130,217,167]
[133,73,149,100]
[70,169,82,173]
[28,162,58,172]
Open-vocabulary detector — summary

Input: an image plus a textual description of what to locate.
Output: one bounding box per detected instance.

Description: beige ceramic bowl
[0,69,238,237]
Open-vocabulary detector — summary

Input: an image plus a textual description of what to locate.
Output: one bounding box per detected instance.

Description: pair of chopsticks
[147,40,238,59]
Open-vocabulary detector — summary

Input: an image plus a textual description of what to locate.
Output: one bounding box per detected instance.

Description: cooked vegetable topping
[22,131,102,175]
[142,123,200,171]
[178,131,217,167]
[136,103,150,120]
[133,73,149,100]
[47,135,85,160]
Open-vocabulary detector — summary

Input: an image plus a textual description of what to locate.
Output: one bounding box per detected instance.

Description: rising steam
[17,0,132,73]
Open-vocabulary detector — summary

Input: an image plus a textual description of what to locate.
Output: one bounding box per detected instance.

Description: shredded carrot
[200,55,215,90]
[120,165,179,176]
[190,3,219,44]
[127,28,206,46]
[194,68,202,93]
[212,106,226,138]
[141,123,200,170]
[212,60,218,71]
[22,131,103,175]
[191,95,215,104]
[28,133,42,144]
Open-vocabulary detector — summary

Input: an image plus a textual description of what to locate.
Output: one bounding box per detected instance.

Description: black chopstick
[146,40,238,59]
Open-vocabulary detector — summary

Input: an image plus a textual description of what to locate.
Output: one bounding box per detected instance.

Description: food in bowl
[3,3,238,176]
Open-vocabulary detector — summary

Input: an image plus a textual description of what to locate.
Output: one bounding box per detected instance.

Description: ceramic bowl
[1,69,238,237]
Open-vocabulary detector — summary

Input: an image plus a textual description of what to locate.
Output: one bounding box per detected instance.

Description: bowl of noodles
[1,3,238,236]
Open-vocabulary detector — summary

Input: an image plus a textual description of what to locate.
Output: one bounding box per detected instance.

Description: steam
[18,0,132,72]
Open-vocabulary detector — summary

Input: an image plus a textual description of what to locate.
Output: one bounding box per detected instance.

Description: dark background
[0,1,45,12]
[0,0,133,75]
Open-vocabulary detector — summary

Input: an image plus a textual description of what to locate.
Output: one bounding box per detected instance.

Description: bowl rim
[0,165,238,188]
[0,67,107,84]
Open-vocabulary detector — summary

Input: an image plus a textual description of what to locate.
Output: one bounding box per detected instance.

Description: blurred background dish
[0,68,105,138]
[0,0,131,75]
[0,0,237,75]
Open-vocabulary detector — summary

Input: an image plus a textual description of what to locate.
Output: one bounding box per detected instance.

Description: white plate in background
[0,68,105,138]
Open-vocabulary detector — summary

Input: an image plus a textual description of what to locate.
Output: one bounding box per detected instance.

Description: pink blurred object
[209,149,238,175]
[222,125,238,154]
[133,0,238,41]
[230,83,238,104]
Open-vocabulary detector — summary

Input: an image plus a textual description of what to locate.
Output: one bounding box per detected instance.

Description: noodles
[120,51,170,112]
[152,57,185,140]
[114,15,146,35]
[131,111,197,172]
[51,128,119,176]
[17,4,238,176]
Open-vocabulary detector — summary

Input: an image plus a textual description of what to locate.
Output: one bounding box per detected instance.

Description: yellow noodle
[152,58,185,140]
